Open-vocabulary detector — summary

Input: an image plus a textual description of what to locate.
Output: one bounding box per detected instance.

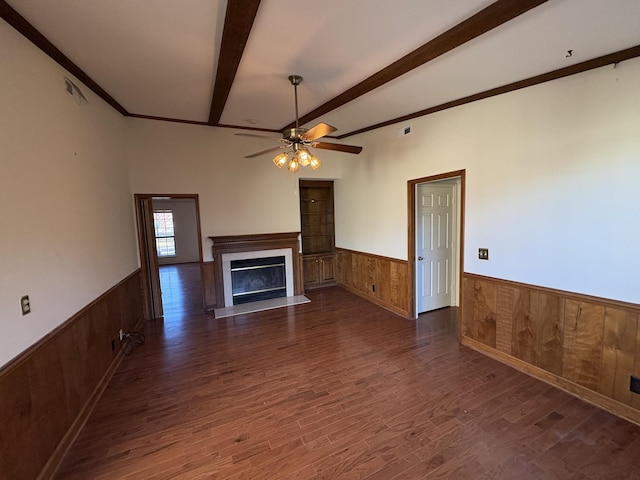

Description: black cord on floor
[121,331,145,355]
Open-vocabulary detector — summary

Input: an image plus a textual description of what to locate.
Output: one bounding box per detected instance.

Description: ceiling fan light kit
[238,75,362,172]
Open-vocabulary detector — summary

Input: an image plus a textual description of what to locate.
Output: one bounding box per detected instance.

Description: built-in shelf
[299,180,336,288]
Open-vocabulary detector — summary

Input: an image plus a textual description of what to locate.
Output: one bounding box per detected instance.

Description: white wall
[152,198,200,265]
[126,119,344,261]
[0,20,139,367]
[336,57,640,304]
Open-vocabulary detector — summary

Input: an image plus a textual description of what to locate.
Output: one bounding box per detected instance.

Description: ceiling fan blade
[312,141,363,155]
[302,123,337,142]
[244,145,287,158]
[235,133,282,140]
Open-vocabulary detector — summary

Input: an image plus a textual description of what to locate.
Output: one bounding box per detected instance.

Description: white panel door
[416,183,454,313]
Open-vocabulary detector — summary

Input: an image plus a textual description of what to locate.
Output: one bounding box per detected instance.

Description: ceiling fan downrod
[288,75,302,129]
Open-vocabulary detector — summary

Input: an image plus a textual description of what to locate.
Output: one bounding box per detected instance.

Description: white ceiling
[3,0,640,138]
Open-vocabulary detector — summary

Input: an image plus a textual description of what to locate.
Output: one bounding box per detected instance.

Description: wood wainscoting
[461,272,640,425]
[202,261,216,310]
[336,248,410,318]
[0,270,143,480]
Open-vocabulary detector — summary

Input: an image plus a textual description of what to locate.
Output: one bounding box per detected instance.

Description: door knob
[418,256,423,261]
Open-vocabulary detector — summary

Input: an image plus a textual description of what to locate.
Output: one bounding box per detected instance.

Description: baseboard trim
[461,336,640,427]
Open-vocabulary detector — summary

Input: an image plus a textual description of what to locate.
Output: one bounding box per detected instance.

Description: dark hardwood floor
[54,283,640,479]
[159,262,203,316]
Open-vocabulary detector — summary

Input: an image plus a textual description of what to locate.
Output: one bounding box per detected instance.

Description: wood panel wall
[462,273,640,425]
[0,270,143,480]
[202,261,215,310]
[336,249,410,317]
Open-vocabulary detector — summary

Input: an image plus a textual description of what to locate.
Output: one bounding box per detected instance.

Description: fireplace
[221,248,294,307]
[230,256,286,305]
[210,232,303,308]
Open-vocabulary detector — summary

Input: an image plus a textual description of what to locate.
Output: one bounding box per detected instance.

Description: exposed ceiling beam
[127,113,209,126]
[208,0,261,125]
[283,0,548,130]
[0,0,128,115]
[339,45,640,139]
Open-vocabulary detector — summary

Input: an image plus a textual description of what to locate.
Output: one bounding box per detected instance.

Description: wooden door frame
[407,170,465,330]
[134,193,205,320]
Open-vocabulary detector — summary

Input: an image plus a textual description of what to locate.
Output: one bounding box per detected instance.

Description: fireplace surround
[223,250,293,306]
[210,232,303,308]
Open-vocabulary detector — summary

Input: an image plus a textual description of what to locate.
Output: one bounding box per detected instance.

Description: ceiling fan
[236,75,362,172]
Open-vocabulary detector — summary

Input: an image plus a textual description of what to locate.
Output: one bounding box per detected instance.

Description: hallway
[159,262,203,317]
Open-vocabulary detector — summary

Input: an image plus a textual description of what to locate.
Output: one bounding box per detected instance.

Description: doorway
[134,194,205,320]
[407,170,465,323]
[416,181,456,313]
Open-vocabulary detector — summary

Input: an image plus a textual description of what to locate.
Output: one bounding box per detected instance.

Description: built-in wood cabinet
[300,180,336,289]
[303,253,336,288]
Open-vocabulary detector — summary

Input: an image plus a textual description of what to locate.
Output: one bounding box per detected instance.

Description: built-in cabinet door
[319,255,336,283]
[303,253,336,289]
[303,255,321,287]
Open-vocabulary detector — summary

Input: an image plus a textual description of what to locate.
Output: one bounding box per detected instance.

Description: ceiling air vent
[397,125,412,138]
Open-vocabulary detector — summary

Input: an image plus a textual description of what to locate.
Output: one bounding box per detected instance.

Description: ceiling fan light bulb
[298,147,312,166]
[309,156,321,170]
[288,157,299,173]
[273,152,288,168]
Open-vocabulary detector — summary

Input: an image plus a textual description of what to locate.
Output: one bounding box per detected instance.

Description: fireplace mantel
[210,232,303,308]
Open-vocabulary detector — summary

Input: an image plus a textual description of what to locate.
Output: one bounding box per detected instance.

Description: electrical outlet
[478,248,489,260]
[119,329,124,341]
[631,375,640,394]
[20,295,31,315]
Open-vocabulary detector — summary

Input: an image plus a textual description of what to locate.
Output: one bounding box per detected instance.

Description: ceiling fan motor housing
[283,127,307,143]
[288,75,302,86]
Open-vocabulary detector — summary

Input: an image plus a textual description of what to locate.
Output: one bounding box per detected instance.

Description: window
[153,210,176,257]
